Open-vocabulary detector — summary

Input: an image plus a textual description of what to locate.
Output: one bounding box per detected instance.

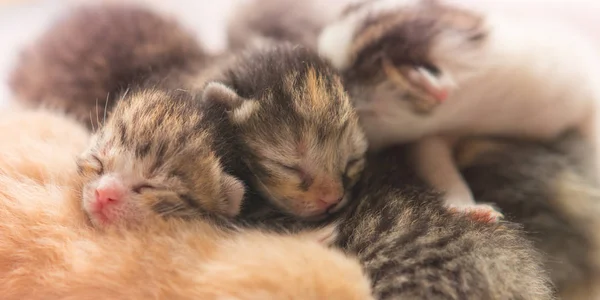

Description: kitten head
[318,0,488,114]
[77,89,245,228]
[202,45,368,219]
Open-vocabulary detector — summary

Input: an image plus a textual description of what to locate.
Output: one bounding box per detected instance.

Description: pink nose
[316,193,343,210]
[94,180,125,208]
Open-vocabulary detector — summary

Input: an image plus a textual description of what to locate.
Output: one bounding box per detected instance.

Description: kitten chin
[0,108,374,300]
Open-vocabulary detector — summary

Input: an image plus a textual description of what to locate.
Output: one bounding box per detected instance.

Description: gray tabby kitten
[251,145,553,300]
[459,132,600,300]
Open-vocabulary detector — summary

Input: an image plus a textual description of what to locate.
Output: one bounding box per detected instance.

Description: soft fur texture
[317,0,600,213]
[9,4,207,130]
[249,145,554,300]
[0,109,374,300]
[458,132,600,299]
[11,5,369,220]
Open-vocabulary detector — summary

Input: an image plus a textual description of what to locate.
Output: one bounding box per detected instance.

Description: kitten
[251,144,554,300]
[317,0,600,218]
[458,132,600,299]
[9,4,207,130]
[0,110,374,300]
[13,5,369,220]
[76,88,246,228]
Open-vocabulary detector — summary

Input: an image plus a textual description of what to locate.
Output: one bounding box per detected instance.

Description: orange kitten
[0,109,373,299]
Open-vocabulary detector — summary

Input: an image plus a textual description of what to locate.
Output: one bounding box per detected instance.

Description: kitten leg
[411,136,503,223]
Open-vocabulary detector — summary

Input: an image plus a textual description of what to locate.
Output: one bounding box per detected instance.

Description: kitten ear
[220,173,246,217]
[202,82,258,123]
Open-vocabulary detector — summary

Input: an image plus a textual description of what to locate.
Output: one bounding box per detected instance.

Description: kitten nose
[316,193,343,210]
[95,178,125,207]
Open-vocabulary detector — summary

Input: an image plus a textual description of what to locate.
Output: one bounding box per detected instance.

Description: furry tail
[9,4,207,130]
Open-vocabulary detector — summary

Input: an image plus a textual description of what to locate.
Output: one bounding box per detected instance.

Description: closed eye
[132,184,156,194]
[345,157,363,172]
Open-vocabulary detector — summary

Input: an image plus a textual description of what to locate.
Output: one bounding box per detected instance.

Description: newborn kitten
[200,45,368,219]
[318,0,600,218]
[458,132,600,299]
[252,145,554,300]
[0,110,373,299]
[9,4,207,130]
[76,88,245,228]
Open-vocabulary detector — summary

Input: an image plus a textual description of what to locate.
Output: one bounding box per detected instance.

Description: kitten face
[319,0,488,115]
[203,46,368,219]
[77,89,244,228]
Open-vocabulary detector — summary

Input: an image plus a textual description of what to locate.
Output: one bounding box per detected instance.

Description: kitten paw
[447,204,504,224]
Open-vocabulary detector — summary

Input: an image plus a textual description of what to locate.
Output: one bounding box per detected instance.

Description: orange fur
[0,109,373,299]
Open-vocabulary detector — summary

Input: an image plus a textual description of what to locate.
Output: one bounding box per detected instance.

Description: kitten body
[458,132,600,299]
[253,145,554,300]
[318,0,600,212]
[9,4,207,130]
[0,108,374,300]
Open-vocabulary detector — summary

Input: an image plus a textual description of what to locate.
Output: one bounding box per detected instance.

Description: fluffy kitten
[458,132,600,299]
[0,107,374,300]
[13,4,368,220]
[76,88,246,228]
[318,0,600,217]
[9,4,207,130]
[252,144,554,300]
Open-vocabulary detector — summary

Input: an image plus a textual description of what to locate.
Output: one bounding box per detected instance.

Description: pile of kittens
[2,0,600,299]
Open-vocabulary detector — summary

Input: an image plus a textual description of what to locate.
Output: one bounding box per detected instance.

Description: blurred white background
[0,0,598,109]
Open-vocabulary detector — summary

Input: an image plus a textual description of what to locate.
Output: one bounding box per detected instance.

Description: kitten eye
[345,157,363,172]
[77,154,104,175]
[132,184,155,194]
[277,163,303,174]
[468,32,486,42]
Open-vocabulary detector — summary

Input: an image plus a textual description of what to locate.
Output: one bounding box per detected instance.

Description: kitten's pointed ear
[202,82,258,123]
[220,173,246,217]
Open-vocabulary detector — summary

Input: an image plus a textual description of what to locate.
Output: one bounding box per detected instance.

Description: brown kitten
[9,4,206,130]
[77,88,245,228]
[458,132,600,299]
[199,44,368,219]
[0,110,374,300]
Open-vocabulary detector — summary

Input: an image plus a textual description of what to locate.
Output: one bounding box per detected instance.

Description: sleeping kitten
[0,109,374,300]
[318,0,600,218]
[458,132,600,299]
[250,144,554,300]
[9,4,207,130]
[76,88,246,228]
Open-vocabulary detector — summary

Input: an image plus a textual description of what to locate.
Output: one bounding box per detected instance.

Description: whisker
[95,96,100,129]
[103,92,110,126]
[89,111,95,132]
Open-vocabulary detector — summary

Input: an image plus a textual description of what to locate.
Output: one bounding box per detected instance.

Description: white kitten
[318,0,600,219]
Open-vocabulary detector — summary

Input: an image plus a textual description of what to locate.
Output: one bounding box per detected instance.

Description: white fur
[324,5,600,208]
[318,0,419,70]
